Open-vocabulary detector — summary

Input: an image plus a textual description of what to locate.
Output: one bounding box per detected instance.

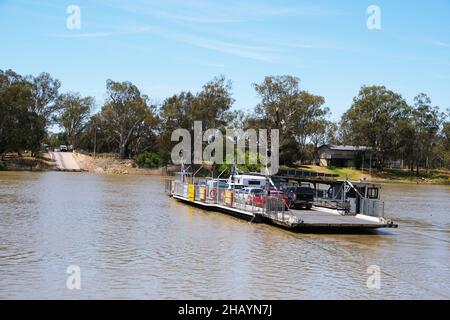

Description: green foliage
[157,76,234,162]
[250,75,330,163]
[0,160,7,171]
[30,72,61,125]
[135,152,162,169]
[216,150,263,176]
[0,69,46,154]
[55,93,94,148]
[2,68,449,173]
[99,80,158,159]
[340,85,410,168]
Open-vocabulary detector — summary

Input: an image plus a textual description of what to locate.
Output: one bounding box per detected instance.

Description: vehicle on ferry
[235,187,265,202]
[283,184,315,209]
[228,174,268,188]
[252,189,289,210]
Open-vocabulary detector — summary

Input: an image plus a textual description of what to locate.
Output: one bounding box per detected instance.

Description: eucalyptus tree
[251,75,329,164]
[410,93,445,173]
[98,80,158,159]
[340,85,410,169]
[29,72,61,127]
[55,93,94,149]
[0,69,46,155]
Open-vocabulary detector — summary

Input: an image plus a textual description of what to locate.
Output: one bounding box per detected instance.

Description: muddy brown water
[0,172,449,299]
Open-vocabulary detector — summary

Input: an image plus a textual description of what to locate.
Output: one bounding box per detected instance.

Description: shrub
[135,152,162,169]
[0,160,7,171]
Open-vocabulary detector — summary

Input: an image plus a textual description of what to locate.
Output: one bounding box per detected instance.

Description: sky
[0,0,449,120]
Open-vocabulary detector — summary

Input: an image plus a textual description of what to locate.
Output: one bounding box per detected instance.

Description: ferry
[164,168,397,232]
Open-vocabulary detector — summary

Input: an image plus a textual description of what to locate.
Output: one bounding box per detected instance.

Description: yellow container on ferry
[188,184,195,201]
[225,190,234,206]
[199,187,207,201]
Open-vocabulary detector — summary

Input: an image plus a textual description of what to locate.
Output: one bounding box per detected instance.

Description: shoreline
[1,168,449,186]
[2,155,449,185]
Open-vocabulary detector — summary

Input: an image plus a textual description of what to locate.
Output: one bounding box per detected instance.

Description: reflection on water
[0,172,449,299]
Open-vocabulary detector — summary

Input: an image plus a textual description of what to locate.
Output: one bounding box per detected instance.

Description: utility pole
[93,124,97,158]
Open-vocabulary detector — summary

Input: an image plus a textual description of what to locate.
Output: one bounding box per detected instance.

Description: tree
[158,76,235,164]
[55,93,94,149]
[393,117,415,171]
[340,85,410,169]
[440,122,450,169]
[99,80,157,159]
[251,75,330,164]
[191,75,234,130]
[325,121,340,145]
[29,72,61,126]
[0,69,46,155]
[411,93,445,174]
[158,91,196,163]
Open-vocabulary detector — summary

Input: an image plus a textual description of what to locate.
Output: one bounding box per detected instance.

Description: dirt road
[49,152,81,171]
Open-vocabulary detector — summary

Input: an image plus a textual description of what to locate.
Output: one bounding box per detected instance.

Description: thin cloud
[54,23,279,62]
[55,32,111,38]
[157,12,245,24]
[428,40,450,48]
[51,27,154,39]
[142,26,280,62]
[101,0,344,25]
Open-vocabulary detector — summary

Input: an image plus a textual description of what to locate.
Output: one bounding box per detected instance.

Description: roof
[318,144,370,152]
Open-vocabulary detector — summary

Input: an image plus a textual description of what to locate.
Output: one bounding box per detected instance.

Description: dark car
[283,185,315,209]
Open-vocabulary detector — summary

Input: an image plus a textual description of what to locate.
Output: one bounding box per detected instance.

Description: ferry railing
[194,184,201,201]
[217,186,226,206]
[233,191,247,210]
[170,181,299,224]
[172,181,188,198]
[262,196,299,225]
[164,179,172,194]
[232,192,263,214]
[314,192,351,213]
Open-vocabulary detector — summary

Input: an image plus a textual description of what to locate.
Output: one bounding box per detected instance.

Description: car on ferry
[283,184,315,209]
[235,187,264,203]
[251,189,289,210]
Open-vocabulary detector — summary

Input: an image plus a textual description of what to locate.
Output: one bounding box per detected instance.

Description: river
[0,172,449,299]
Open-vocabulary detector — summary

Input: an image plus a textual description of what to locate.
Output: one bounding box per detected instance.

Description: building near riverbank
[317,145,372,168]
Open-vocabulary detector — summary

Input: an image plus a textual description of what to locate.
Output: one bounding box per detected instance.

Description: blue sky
[1,0,449,120]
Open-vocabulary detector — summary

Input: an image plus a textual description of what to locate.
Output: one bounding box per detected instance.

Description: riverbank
[298,165,450,185]
[73,153,166,175]
[0,152,165,175]
[0,153,56,171]
[2,153,449,185]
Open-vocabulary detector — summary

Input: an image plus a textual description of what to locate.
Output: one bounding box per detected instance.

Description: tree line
[1,69,449,172]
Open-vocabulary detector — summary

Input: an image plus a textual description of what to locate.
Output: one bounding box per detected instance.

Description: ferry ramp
[49,151,82,172]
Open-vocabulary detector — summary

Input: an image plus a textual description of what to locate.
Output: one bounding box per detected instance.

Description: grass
[296,165,450,185]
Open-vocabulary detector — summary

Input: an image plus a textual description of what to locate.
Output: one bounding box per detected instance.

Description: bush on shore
[135,152,162,169]
[0,160,7,171]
